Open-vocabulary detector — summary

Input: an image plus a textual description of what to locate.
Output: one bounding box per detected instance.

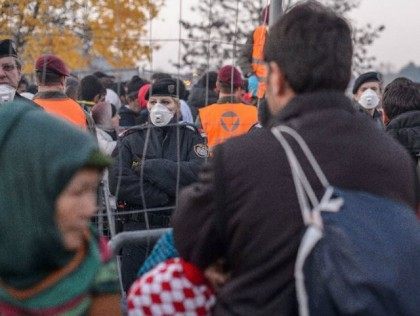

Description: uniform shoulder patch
[194,143,209,158]
[180,122,199,133]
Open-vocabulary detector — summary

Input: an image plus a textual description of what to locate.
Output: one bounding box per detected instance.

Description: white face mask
[0,84,16,104]
[359,88,380,110]
[149,103,174,127]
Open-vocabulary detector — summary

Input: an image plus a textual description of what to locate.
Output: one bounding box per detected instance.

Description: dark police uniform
[109,121,207,290]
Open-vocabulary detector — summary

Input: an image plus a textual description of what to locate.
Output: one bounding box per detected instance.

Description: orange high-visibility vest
[199,103,258,148]
[34,98,87,129]
[252,25,268,99]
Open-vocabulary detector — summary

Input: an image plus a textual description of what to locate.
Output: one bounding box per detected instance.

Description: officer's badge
[168,84,175,94]
[194,144,209,158]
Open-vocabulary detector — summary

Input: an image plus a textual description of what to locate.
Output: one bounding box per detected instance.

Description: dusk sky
[144,0,420,73]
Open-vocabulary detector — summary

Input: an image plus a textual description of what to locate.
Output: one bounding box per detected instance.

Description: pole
[269,0,283,27]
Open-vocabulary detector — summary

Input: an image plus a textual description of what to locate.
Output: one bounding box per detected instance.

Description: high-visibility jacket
[252,25,268,99]
[199,102,258,148]
[34,97,87,129]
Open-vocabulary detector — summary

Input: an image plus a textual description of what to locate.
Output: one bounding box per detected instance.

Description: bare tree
[177,0,384,75]
[174,0,267,73]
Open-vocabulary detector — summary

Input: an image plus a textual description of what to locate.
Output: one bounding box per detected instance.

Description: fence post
[269,0,283,27]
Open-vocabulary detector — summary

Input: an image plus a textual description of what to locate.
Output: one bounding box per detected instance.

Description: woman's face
[55,168,101,251]
[147,96,179,115]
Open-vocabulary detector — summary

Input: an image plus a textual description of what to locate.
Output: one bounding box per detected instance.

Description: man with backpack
[172,2,419,314]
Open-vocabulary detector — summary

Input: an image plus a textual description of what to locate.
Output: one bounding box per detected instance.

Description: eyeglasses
[0,63,16,72]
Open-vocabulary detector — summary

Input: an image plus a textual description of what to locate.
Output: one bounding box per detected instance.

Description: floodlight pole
[269,0,283,27]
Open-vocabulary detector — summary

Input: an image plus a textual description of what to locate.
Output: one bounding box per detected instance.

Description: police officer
[0,39,34,104]
[109,78,207,290]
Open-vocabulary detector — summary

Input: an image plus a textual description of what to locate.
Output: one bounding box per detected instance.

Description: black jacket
[119,106,148,127]
[187,87,218,110]
[173,91,418,315]
[386,110,420,161]
[109,123,206,209]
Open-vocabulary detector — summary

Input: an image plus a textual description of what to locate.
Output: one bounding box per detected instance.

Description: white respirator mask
[149,103,174,127]
[359,88,380,110]
[0,84,16,104]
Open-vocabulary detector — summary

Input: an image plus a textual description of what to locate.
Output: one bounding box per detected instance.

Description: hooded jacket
[173,91,418,315]
[0,101,119,314]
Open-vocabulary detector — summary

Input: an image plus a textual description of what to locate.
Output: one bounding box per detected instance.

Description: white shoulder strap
[271,125,342,226]
[271,125,344,316]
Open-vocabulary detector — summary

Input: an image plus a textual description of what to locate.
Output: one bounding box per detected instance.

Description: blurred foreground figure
[0,101,120,315]
[173,2,419,314]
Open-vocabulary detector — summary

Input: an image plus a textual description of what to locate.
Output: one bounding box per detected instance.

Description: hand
[204,260,230,291]
[131,155,143,174]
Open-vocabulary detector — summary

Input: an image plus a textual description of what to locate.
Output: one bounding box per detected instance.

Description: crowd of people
[0,1,419,315]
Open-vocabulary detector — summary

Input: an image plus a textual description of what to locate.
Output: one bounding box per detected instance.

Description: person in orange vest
[238,5,269,100]
[198,65,258,149]
[33,54,88,129]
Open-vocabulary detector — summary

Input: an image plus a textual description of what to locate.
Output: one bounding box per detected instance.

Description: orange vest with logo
[199,103,258,148]
[34,98,87,129]
[252,25,268,99]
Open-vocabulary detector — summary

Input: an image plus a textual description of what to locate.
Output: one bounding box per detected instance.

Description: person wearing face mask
[108,78,207,291]
[0,39,37,105]
[0,100,121,315]
[352,71,384,128]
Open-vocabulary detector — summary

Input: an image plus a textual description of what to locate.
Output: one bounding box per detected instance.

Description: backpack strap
[271,125,343,227]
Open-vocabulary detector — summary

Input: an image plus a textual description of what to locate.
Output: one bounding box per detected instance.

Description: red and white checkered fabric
[127,258,216,316]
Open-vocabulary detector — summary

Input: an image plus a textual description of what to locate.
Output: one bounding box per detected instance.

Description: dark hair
[127,76,147,100]
[218,82,241,94]
[110,81,127,97]
[264,1,353,93]
[27,84,38,95]
[19,76,28,87]
[383,77,420,120]
[65,77,79,100]
[196,71,218,91]
[177,79,188,100]
[78,75,106,101]
[35,70,62,86]
[111,103,117,117]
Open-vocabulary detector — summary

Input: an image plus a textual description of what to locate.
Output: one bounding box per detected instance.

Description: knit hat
[35,54,69,77]
[218,65,243,89]
[127,258,215,315]
[352,71,382,94]
[146,78,184,100]
[0,39,17,58]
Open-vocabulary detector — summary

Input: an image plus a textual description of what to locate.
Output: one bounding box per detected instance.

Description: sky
[142,0,420,74]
